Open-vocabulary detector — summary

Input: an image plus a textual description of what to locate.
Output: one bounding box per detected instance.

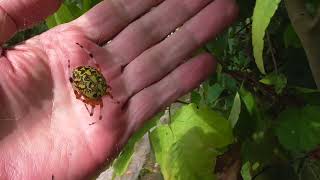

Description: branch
[285,0,320,89]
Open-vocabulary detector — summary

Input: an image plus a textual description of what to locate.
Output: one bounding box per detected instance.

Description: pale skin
[0,0,238,179]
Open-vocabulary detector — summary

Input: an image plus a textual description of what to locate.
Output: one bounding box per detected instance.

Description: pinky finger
[126,53,216,133]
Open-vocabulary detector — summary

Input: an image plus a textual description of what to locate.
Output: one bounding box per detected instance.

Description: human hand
[0,0,238,179]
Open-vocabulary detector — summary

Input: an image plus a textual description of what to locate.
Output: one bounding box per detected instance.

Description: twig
[203,46,277,99]
[228,71,277,99]
[230,21,252,38]
[252,165,272,180]
[175,100,189,105]
[266,32,278,73]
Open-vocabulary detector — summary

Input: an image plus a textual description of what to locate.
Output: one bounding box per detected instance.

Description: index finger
[0,0,61,44]
[70,0,163,44]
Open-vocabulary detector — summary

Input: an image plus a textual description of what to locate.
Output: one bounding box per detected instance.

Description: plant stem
[231,21,251,38]
[266,32,278,73]
[175,100,189,105]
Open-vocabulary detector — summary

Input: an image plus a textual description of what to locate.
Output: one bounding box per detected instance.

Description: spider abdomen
[71,66,108,100]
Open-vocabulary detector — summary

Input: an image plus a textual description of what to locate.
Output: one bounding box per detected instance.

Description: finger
[71,0,163,44]
[105,0,214,63]
[116,0,237,101]
[0,0,61,44]
[126,53,215,132]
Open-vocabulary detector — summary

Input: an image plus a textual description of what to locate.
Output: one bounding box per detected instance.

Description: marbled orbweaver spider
[68,43,116,125]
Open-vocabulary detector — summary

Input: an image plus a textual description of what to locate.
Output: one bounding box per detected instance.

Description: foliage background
[6,0,320,179]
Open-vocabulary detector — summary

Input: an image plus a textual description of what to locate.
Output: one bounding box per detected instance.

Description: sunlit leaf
[241,161,252,180]
[252,0,281,74]
[239,87,256,116]
[228,92,241,128]
[150,104,233,180]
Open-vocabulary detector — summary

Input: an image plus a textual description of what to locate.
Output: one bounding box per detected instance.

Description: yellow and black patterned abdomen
[71,66,108,100]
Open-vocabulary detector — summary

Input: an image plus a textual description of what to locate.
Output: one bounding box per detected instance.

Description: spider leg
[74,90,82,99]
[75,42,100,70]
[106,91,120,104]
[99,101,103,120]
[89,122,96,126]
[90,105,95,116]
[84,102,97,125]
[68,59,71,71]
[84,104,91,115]
[68,59,73,82]
[106,86,114,99]
[79,98,95,117]
[95,64,101,72]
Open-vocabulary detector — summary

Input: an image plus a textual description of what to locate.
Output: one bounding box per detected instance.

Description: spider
[68,42,117,125]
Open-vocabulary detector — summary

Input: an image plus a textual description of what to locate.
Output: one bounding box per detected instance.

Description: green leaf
[150,104,233,180]
[82,0,91,12]
[241,132,277,166]
[295,87,320,94]
[233,106,256,141]
[294,87,320,106]
[46,0,102,29]
[217,73,237,92]
[276,105,320,152]
[112,114,161,176]
[207,83,224,103]
[46,4,75,28]
[65,3,83,18]
[260,73,287,94]
[191,91,201,105]
[239,87,257,116]
[283,24,301,48]
[241,161,252,180]
[239,87,265,130]
[205,33,228,58]
[45,16,58,29]
[228,92,241,128]
[252,0,281,74]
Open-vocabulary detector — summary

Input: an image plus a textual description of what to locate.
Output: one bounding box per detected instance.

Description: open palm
[0,0,237,179]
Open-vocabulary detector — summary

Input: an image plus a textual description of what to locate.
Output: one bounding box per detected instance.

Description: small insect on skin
[68,43,119,125]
